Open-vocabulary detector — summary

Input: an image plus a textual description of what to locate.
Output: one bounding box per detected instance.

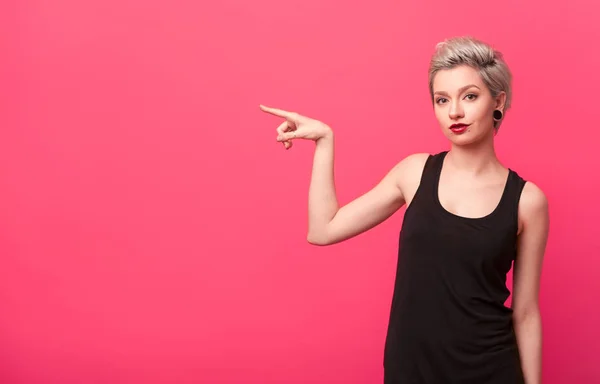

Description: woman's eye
[465,94,478,100]
[436,98,447,104]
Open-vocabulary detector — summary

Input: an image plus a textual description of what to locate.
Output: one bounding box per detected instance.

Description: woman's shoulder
[393,152,431,176]
[508,167,547,208]
[389,152,434,194]
[519,181,548,214]
[516,178,549,235]
[395,151,449,174]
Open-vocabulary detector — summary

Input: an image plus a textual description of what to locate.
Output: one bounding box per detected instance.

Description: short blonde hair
[428,36,513,129]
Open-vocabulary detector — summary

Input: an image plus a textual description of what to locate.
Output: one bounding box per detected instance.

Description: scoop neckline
[433,151,512,222]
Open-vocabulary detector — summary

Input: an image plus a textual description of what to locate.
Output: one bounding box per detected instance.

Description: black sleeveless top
[384,151,527,384]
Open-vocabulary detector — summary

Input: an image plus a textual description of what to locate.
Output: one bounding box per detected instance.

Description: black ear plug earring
[493,110,503,121]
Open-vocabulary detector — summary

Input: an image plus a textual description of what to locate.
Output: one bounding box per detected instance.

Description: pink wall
[2,0,599,383]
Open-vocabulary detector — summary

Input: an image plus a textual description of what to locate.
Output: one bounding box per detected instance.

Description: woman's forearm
[514,311,543,384]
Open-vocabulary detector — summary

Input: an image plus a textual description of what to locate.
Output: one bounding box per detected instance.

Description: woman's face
[432,65,505,146]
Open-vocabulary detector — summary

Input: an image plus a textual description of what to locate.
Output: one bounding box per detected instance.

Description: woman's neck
[446,136,503,175]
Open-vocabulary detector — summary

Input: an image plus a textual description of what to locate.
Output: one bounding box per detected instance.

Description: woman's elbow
[513,304,541,324]
[307,232,330,246]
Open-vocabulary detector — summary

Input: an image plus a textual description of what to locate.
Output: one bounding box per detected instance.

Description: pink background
[2,0,599,383]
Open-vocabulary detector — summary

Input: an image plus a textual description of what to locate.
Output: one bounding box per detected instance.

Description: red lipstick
[449,123,470,134]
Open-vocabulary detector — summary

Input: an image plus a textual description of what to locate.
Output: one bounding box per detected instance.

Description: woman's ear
[495,91,507,111]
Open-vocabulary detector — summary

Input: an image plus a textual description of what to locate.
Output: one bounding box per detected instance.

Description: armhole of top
[404,154,434,212]
[514,177,527,238]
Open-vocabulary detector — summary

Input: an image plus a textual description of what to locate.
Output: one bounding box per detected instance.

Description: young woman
[260,36,548,384]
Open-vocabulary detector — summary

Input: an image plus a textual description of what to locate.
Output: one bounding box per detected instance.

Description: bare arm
[512,182,549,384]
[307,137,425,245]
[259,104,426,246]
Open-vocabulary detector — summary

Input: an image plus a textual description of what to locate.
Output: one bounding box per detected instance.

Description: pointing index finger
[260,104,292,119]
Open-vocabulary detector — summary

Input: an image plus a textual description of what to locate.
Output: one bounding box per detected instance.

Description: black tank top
[384,151,526,384]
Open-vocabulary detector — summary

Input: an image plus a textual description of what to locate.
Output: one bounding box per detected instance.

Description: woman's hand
[260,105,333,150]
